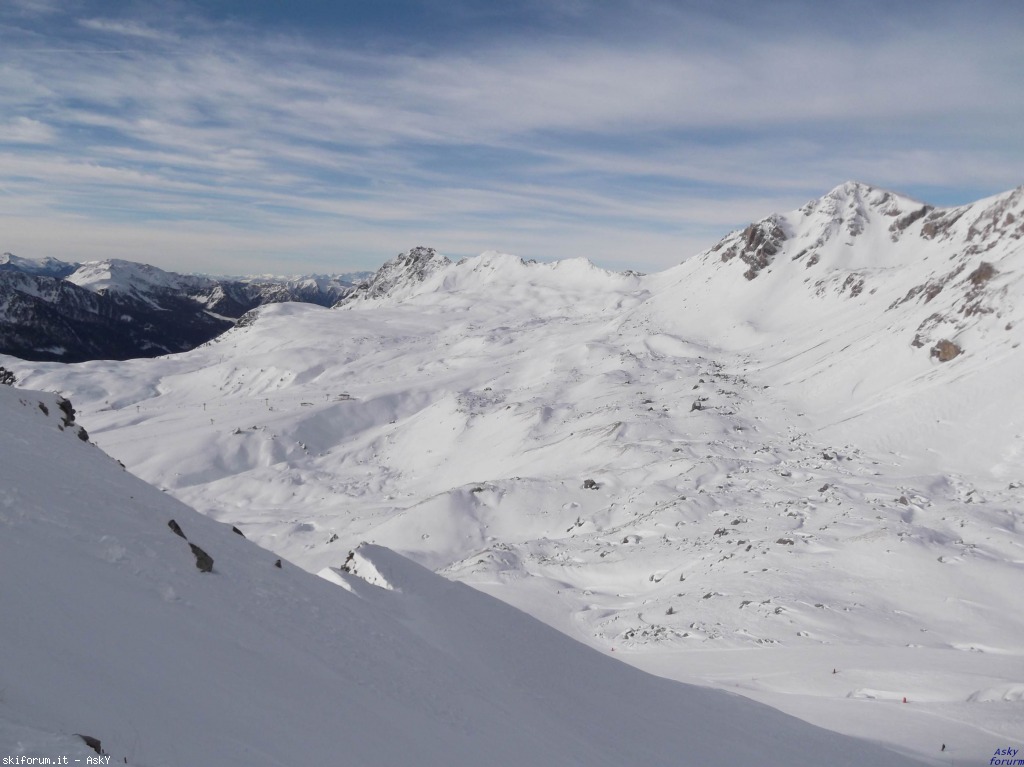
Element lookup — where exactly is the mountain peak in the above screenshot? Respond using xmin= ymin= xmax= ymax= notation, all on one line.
xmin=705 ymin=183 xmax=913 ymax=276
xmin=814 ymin=180 xmax=922 ymax=217
xmin=341 ymin=246 xmax=452 ymax=304
xmin=824 ymin=180 xmax=896 ymax=200
xmin=0 ymin=252 xmax=79 ymax=278
xmin=826 ymin=180 xmax=877 ymax=198
xmin=66 ymin=258 xmax=205 ymax=296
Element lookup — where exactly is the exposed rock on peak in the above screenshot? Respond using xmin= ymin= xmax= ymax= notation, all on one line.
xmin=804 ymin=182 xmax=927 ymax=240
xmin=686 ymin=182 xmax=1024 ymax=362
xmin=341 ymin=246 xmax=452 ymax=304
xmin=709 ymin=184 xmax=932 ymax=283
xmin=713 ymin=217 xmax=787 ymax=280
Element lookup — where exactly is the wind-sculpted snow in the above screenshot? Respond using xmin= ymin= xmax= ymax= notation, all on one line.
xmin=9 ymin=183 xmax=1024 ymax=763
xmin=0 ymin=385 xmax=929 ymax=765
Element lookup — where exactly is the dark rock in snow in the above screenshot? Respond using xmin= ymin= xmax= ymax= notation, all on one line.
xmin=75 ymin=734 xmax=102 ymax=754
xmin=931 ymin=339 xmax=962 ymax=362
xmin=56 ymin=396 xmax=75 ymax=428
xmin=715 ymin=217 xmax=787 ymax=280
xmin=189 ymin=543 xmax=214 ymax=573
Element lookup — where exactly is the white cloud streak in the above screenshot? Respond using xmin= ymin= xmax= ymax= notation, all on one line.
xmin=0 ymin=116 xmax=57 ymax=144
xmin=78 ymin=17 xmax=176 ymax=41
xmin=0 ymin=3 xmax=1020 ymax=272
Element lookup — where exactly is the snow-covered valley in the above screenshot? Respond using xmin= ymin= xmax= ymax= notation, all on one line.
xmin=6 ymin=385 xmax=931 ymax=766
xmin=6 ymin=182 xmax=1023 ymax=764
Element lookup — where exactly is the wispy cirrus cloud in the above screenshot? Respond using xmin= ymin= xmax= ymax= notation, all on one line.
xmin=3 ymin=0 xmax=63 ymax=17
xmin=78 ymin=17 xmax=177 ymax=41
xmin=0 ymin=117 xmax=57 ymax=144
xmin=0 ymin=0 xmax=1021 ymax=273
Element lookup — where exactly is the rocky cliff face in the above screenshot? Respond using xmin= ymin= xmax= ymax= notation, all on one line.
xmin=340 ymin=246 xmax=452 ymax=304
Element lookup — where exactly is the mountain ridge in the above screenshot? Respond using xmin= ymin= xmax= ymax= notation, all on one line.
xmin=0 ymin=254 xmax=367 ymax=362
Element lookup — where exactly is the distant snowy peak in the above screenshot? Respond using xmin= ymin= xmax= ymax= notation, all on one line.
xmin=67 ymin=258 xmax=209 ymax=297
xmin=0 ymin=254 xmax=363 ymax=362
xmin=342 ymin=246 xmax=452 ymax=304
xmin=64 ymin=258 xmax=358 ymax=309
xmin=0 ymin=252 xmax=79 ymax=278
xmin=241 ymin=272 xmax=369 ymax=297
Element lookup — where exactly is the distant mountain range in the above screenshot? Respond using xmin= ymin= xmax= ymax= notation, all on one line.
xmin=0 ymin=253 xmax=370 ymax=361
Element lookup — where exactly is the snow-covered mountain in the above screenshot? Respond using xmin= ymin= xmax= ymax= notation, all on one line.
xmin=0 ymin=382 xmax=926 ymax=765
xmin=0 ymin=255 xmax=365 ymax=361
xmin=638 ymin=181 xmax=1024 ymax=477
xmin=8 ymin=183 xmax=1024 ymax=763
xmin=341 ymin=245 xmax=453 ymax=303
xmin=0 ymin=252 xmax=79 ymax=278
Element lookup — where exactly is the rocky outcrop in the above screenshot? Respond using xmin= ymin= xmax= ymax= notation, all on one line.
xmin=190 ymin=543 xmax=215 ymax=573
xmin=931 ymin=339 xmax=962 ymax=362
xmin=75 ymin=734 xmax=102 ymax=755
xmin=340 ymin=247 xmax=452 ymax=303
xmin=713 ymin=217 xmax=787 ymax=280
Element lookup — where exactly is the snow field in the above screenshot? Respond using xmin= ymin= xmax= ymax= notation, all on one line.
xmin=9 ymin=183 xmax=1024 ymax=763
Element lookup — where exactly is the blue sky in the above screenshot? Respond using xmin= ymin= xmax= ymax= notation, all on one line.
xmin=1 ymin=0 xmax=1021 ymax=275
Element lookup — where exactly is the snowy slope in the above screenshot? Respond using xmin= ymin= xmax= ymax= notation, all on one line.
xmin=0 ymin=384 xmax=927 ymax=766
xmin=637 ymin=181 xmax=1024 ymax=477
xmin=9 ymin=184 xmax=1024 ymax=764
